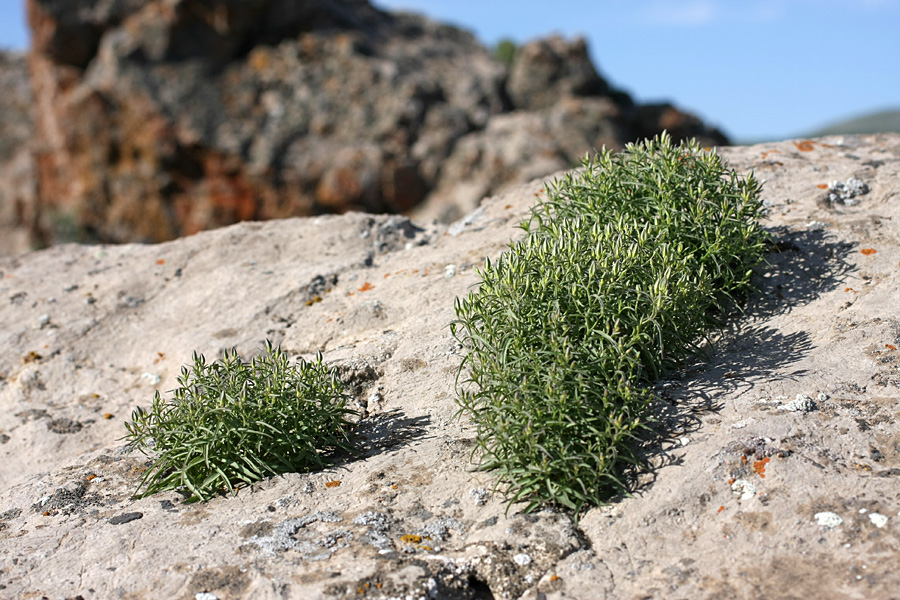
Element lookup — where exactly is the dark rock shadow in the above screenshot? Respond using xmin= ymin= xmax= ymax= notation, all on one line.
xmin=618 ymin=226 xmax=857 ymax=495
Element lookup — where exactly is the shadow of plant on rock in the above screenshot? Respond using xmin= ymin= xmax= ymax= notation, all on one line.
xmin=620 ymin=226 xmax=857 ymax=495
xmin=747 ymin=226 xmax=857 ymax=317
xmin=354 ymin=409 xmax=431 ymax=456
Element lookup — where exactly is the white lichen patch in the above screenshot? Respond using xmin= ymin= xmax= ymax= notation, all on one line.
xmin=140 ymin=372 xmax=161 ymax=385
xmin=469 ymin=488 xmax=490 ymax=506
xmin=777 ymin=394 xmax=816 ymax=412
xmin=731 ymin=479 xmax=756 ymax=501
xmin=869 ymin=513 xmax=889 ymax=528
xmin=814 ymin=512 xmax=843 ymax=529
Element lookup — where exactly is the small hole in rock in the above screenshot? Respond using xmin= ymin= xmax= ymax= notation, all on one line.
xmin=467 ymin=575 xmax=495 ymax=600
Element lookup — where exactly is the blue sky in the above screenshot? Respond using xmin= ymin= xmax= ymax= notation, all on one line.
xmin=2 ymin=0 xmax=898 ymax=142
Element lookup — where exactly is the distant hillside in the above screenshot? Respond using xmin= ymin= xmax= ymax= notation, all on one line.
xmin=805 ymin=107 xmax=900 ymax=137
xmin=735 ymin=107 xmax=900 ymax=146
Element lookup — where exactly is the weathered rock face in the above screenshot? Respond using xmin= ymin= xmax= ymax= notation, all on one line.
xmin=1 ymin=134 xmax=899 ymax=599
xmin=27 ymin=0 xmax=504 ymax=245
xmin=0 ymin=51 xmax=36 ymax=257
xmin=506 ymin=35 xmax=609 ymax=110
xmin=26 ymin=0 xmax=728 ymax=248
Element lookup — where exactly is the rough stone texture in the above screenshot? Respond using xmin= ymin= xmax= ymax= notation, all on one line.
xmin=414 ymin=95 xmax=629 ymax=223
xmin=505 ymin=35 xmax=609 ymax=111
xmin=0 ymin=51 xmax=36 ymax=257
xmin=23 ymin=0 xmax=727 ymax=250
xmin=1 ymin=134 xmax=899 ymax=598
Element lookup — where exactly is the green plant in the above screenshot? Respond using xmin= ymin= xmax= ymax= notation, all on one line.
xmin=493 ymin=38 xmax=518 ymax=66
xmin=124 ymin=341 xmax=356 ymax=503
xmin=452 ymin=132 xmax=768 ymax=514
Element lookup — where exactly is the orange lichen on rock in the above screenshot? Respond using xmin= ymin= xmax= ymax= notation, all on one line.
xmin=324 ymin=480 xmax=341 ymax=488
xmin=861 ymin=248 xmax=876 ymax=256
xmin=793 ymin=140 xmax=815 ymax=152
xmin=753 ymin=457 xmax=770 ymax=478
xmin=358 ymin=282 xmax=374 ymax=292
xmin=816 ymin=183 xmax=828 ymax=189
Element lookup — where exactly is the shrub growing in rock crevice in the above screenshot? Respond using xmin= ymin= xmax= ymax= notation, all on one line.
xmin=124 ymin=341 xmax=356 ymax=503
xmin=452 ymin=133 xmax=768 ymax=514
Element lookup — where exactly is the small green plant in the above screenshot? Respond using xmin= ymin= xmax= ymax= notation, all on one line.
xmin=452 ymin=132 xmax=768 ymax=514
xmin=493 ymin=38 xmax=518 ymax=66
xmin=124 ymin=341 xmax=356 ymax=503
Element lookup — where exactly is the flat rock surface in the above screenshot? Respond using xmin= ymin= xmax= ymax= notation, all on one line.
xmin=1 ymin=134 xmax=899 ymax=599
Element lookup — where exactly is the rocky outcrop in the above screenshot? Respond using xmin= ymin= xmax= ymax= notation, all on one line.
xmin=24 ymin=0 xmax=727 ymax=249
xmin=1 ymin=134 xmax=899 ymax=598
xmin=0 ymin=51 xmax=36 ymax=257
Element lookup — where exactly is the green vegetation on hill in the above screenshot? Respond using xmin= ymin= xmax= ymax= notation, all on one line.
xmin=739 ymin=107 xmax=900 ymax=145
xmin=805 ymin=107 xmax=900 ymax=137
xmin=452 ymin=133 xmax=769 ymax=514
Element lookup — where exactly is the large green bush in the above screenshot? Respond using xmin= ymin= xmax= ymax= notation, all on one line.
xmin=124 ymin=341 xmax=356 ymax=502
xmin=452 ymin=133 xmax=768 ymax=514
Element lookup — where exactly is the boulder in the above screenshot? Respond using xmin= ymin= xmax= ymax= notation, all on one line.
xmin=1 ymin=134 xmax=899 ymax=598
xmin=23 ymin=0 xmax=728 ymax=250
xmin=26 ymin=0 xmax=507 ymax=245
xmin=506 ymin=35 xmax=609 ymax=110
